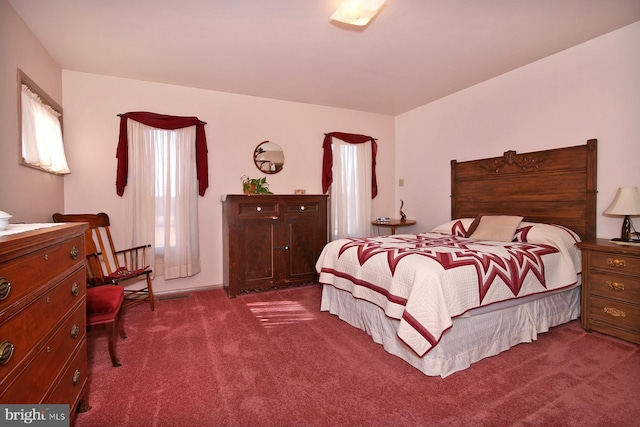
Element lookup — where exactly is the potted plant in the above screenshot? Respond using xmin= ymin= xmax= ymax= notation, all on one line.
xmin=241 ymin=175 xmax=273 ymax=195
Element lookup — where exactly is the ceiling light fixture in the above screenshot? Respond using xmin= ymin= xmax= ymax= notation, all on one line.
xmin=330 ymin=0 xmax=387 ymax=26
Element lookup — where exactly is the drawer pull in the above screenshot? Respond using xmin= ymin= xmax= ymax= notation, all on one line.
xmin=256 ymin=206 xmax=262 ymax=212
xmin=70 ymin=246 xmax=79 ymax=260
xmin=300 ymin=205 xmax=305 ymax=211
xmin=604 ymin=307 xmax=626 ymax=318
xmin=71 ymin=282 xmax=80 ymax=297
xmin=0 ymin=278 xmax=11 ymax=300
xmin=73 ymin=369 xmax=82 ymax=385
xmin=71 ymin=324 xmax=80 ymax=339
xmin=605 ymin=281 xmax=625 ymax=291
xmin=0 ymin=340 xmax=15 ymax=366
xmin=606 ymin=258 xmax=627 ymax=268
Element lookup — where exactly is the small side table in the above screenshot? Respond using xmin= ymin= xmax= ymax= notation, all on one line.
xmin=371 ymin=219 xmax=416 ymax=235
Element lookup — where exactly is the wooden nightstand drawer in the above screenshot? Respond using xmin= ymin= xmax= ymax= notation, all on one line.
xmin=577 ymin=239 xmax=640 ymax=344
xmin=589 ymin=271 xmax=640 ymax=301
xmin=589 ymin=250 xmax=640 ymax=275
xmin=588 ymin=295 xmax=640 ymax=333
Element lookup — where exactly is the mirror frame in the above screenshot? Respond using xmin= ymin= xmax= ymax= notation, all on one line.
xmin=253 ymin=141 xmax=285 ymax=174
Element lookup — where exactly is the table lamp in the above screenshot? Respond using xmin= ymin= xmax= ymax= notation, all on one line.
xmin=603 ymin=186 xmax=640 ymax=242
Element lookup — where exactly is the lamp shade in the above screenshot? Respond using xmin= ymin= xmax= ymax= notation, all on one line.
xmin=330 ymin=0 xmax=387 ymax=26
xmin=604 ymin=186 xmax=640 ymax=216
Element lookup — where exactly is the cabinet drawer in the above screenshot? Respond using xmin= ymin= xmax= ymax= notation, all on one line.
xmin=589 ymin=251 xmax=640 ymax=275
xmin=284 ymin=201 xmax=321 ymax=214
xmin=0 ymin=236 xmax=84 ymax=314
xmin=0 ymin=301 xmax=85 ymax=403
xmin=589 ymin=271 xmax=640 ymax=302
xmin=238 ymin=202 xmax=279 ymax=218
xmin=0 ymin=268 xmax=85 ymax=386
xmin=46 ymin=339 xmax=88 ymax=406
xmin=589 ymin=295 xmax=640 ymax=332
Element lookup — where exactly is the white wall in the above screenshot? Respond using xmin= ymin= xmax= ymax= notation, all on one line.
xmin=396 ymin=21 xmax=640 ymax=239
xmin=0 ymin=0 xmax=64 ymax=223
xmin=62 ymin=71 xmax=395 ymax=293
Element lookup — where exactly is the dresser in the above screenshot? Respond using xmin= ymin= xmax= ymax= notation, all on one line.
xmin=222 ymin=194 xmax=328 ymax=298
xmin=0 ymin=223 xmax=89 ymax=422
xmin=576 ymin=239 xmax=640 ymax=344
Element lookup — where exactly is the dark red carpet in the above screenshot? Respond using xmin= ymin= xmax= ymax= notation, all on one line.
xmin=75 ymin=284 xmax=640 ymax=427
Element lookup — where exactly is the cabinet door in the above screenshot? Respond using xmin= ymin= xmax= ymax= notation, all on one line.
xmin=283 ymin=199 xmax=327 ymax=283
xmin=238 ymin=217 xmax=278 ymax=291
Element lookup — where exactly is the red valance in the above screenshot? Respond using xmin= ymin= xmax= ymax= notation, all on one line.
xmin=116 ymin=111 xmax=209 ymax=196
xmin=322 ymin=132 xmax=378 ymax=198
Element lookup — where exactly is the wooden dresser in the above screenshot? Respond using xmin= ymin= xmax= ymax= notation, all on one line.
xmin=0 ymin=223 xmax=89 ymax=422
xmin=222 ymin=194 xmax=328 ymax=298
xmin=577 ymin=239 xmax=640 ymax=344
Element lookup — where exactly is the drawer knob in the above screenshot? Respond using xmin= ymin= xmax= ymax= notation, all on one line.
xmin=605 ymin=281 xmax=625 ymax=291
xmin=70 ymin=246 xmax=79 ymax=260
xmin=0 ymin=278 xmax=11 ymax=301
xmin=606 ymin=258 xmax=627 ymax=268
xmin=73 ymin=369 xmax=82 ymax=385
xmin=0 ymin=340 xmax=15 ymax=366
xmin=256 ymin=206 xmax=262 ymax=212
xmin=300 ymin=205 xmax=305 ymax=211
xmin=604 ymin=307 xmax=626 ymax=318
xmin=71 ymin=282 xmax=80 ymax=297
xmin=71 ymin=324 xmax=80 ymax=339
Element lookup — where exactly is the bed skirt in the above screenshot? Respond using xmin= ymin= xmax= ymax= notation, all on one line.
xmin=320 ymin=284 xmax=581 ymax=377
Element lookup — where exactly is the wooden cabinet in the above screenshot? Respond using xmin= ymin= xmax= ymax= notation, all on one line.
xmin=0 ymin=223 xmax=89 ymax=422
xmin=577 ymin=239 xmax=640 ymax=344
xmin=222 ymin=194 xmax=328 ymax=298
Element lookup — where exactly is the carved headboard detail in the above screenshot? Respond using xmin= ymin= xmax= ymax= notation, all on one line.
xmin=451 ymin=139 xmax=597 ymax=241
xmin=478 ymin=150 xmax=551 ymax=173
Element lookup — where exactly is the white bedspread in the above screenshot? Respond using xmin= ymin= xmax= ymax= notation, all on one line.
xmin=316 ymin=233 xmax=580 ymax=356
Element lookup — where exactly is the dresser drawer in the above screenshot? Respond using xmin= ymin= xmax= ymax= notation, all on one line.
xmin=284 ymin=201 xmax=321 ymax=214
xmin=0 ymin=268 xmax=85 ymax=386
xmin=46 ymin=339 xmax=88 ymax=406
xmin=588 ymin=295 xmax=640 ymax=333
xmin=0 ymin=301 xmax=86 ymax=403
xmin=0 ymin=235 xmax=84 ymax=315
xmin=589 ymin=250 xmax=640 ymax=275
xmin=238 ymin=201 xmax=279 ymax=218
xmin=589 ymin=271 xmax=640 ymax=302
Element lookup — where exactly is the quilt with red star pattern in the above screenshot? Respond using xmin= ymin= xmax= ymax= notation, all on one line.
xmin=316 ymin=228 xmax=580 ymax=356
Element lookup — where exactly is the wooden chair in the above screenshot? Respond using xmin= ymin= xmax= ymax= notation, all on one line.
xmin=52 ymin=212 xmax=155 ymax=311
xmin=86 ymin=285 xmax=127 ymax=367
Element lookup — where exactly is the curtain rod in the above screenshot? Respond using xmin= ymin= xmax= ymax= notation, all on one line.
xmin=117 ymin=113 xmax=207 ymax=125
xmin=324 ymin=133 xmax=377 ymax=140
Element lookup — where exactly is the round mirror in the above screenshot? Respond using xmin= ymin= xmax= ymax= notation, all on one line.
xmin=254 ymin=141 xmax=285 ymax=174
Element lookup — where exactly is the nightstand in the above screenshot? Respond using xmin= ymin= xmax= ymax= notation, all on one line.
xmin=576 ymin=239 xmax=640 ymax=344
xmin=371 ymin=219 xmax=416 ymax=235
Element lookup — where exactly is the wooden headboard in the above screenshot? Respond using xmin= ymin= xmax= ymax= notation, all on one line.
xmin=451 ymin=139 xmax=597 ymax=241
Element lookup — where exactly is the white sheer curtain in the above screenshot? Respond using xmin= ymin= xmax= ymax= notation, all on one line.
xmin=330 ymin=138 xmax=372 ymax=239
xmin=21 ymin=84 xmax=70 ymax=174
xmin=125 ymin=120 xmax=201 ymax=279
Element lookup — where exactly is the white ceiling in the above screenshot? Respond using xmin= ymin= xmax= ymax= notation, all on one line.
xmin=9 ymin=0 xmax=640 ymax=116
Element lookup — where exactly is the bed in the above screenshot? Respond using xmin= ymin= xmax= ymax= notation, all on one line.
xmin=317 ymin=139 xmax=597 ymax=377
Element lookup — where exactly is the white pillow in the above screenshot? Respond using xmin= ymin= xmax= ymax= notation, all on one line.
xmin=431 ymin=218 xmax=475 ymax=237
xmin=514 ymin=222 xmax=582 ymax=273
xmin=469 ymin=215 xmax=524 ymax=242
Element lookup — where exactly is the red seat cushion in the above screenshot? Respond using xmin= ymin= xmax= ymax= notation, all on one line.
xmin=104 ymin=266 xmax=150 ymax=282
xmin=87 ymin=286 xmax=124 ymax=324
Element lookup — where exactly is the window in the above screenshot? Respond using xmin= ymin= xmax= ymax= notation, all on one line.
xmin=322 ymin=132 xmax=377 ymax=240
xmin=125 ymin=120 xmax=201 ymax=280
xmin=329 ymin=138 xmax=373 ymax=239
xmin=18 ymin=69 xmax=70 ymax=174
